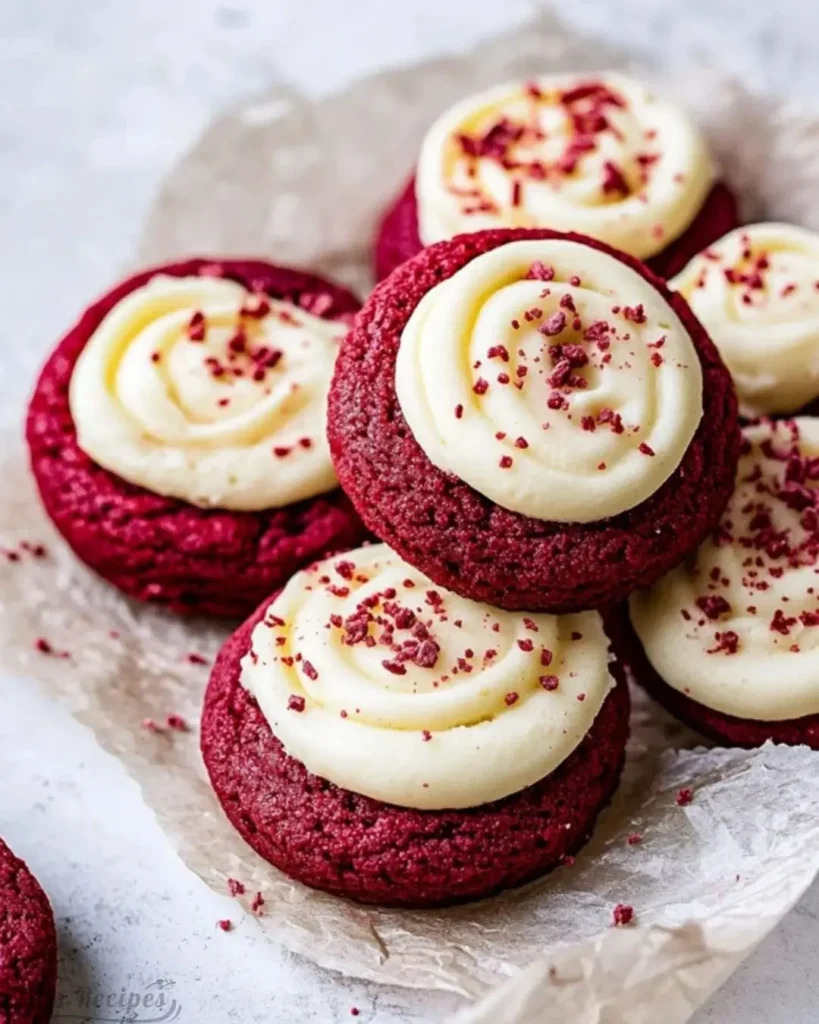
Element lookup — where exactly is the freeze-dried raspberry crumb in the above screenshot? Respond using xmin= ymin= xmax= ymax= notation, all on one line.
xmin=676 ymin=788 xmax=694 ymax=806
xmin=612 ymin=903 xmax=634 ymax=926
xmin=217 ymin=919 xmax=233 ymax=932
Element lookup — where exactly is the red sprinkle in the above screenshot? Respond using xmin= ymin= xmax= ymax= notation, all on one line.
xmin=601 ymin=160 xmax=629 ymax=196
xmin=612 ymin=904 xmax=634 ymax=927
xmin=504 ymin=692 xmax=519 ymax=706
xmin=500 ymin=455 xmax=514 ymax=469
xmin=187 ymin=311 xmax=206 ymax=341
xmin=251 ymin=891 xmax=265 ymax=913
xmin=539 ymin=675 xmax=559 ymax=690
xmin=228 ymin=878 xmax=246 ymax=897
xmin=539 ymin=310 xmax=567 ymax=337
xmin=709 ymin=631 xmax=739 ymax=655
xmin=627 ymin=833 xmax=642 ymax=846
xmin=527 ymin=261 xmax=555 ymax=281
xmin=217 ymin=919 xmax=233 ymax=932
xmin=166 ymin=714 xmax=188 ymax=732
xmin=334 ymin=560 xmax=355 ymax=580
xmin=287 ymin=694 xmax=306 ymax=712
xmin=638 ymin=442 xmax=655 ymax=457
xmin=676 ymin=788 xmax=694 ymax=807
xmin=695 ymin=596 xmax=731 ymax=621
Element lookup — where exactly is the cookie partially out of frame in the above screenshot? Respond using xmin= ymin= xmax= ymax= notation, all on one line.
xmin=0 ymin=839 xmax=57 ymax=1024
xmin=621 ymin=417 xmax=819 ymax=749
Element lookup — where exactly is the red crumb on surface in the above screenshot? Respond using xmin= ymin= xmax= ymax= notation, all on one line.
xmin=217 ymin=919 xmax=232 ymax=932
xmin=612 ymin=903 xmax=634 ymax=926
xmin=676 ymin=788 xmax=694 ymax=806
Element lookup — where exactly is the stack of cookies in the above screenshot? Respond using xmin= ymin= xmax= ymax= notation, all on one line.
xmin=25 ymin=71 xmax=819 ymax=917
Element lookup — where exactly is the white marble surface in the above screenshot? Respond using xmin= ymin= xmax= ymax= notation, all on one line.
xmin=3 ymin=1 xmax=819 ymax=1021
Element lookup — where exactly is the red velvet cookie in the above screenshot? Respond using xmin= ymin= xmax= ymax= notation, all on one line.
xmin=201 ymin=588 xmax=630 ymax=908
xmin=329 ymin=227 xmax=740 ymax=613
xmin=0 ymin=840 xmax=57 ymax=1024
xmin=671 ymin=223 xmax=819 ymax=420
xmin=27 ymin=258 xmax=368 ymax=618
xmin=373 ymin=73 xmax=738 ymax=281
xmin=374 ymin=175 xmax=738 ymax=282
xmin=613 ymin=606 xmax=819 ymax=748
xmin=621 ymin=417 xmax=819 ymax=748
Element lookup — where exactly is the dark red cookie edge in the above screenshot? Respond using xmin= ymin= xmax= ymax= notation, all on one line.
xmin=331 ymin=226 xmax=741 ymax=613
xmin=201 ymin=599 xmax=630 ymax=908
xmin=373 ymin=174 xmax=740 ymax=282
xmin=609 ymin=604 xmax=819 ymax=748
xmin=26 ymin=258 xmax=368 ymax=619
xmin=0 ymin=839 xmax=57 ymax=1024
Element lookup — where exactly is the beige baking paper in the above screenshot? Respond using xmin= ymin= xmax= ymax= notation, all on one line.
xmin=5 ymin=8 xmax=819 ymax=1023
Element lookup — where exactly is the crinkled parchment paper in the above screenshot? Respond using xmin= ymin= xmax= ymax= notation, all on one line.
xmin=5 ymin=8 xmax=819 ymax=1023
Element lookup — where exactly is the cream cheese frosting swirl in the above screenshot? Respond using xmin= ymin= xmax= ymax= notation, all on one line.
xmin=69 ymin=274 xmax=346 ymax=511
xmin=630 ymin=418 xmax=819 ymax=721
xmin=241 ymin=543 xmax=613 ymax=810
xmin=671 ymin=223 xmax=819 ymax=417
xmin=396 ymin=238 xmax=703 ymax=523
xmin=416 ymin=72 xmax=715 ymax=259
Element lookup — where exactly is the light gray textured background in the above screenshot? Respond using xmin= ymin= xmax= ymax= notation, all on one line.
xmin=2 ymin=1 xmax=819 ymax=1021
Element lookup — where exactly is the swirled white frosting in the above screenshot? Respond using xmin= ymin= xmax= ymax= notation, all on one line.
xmin=241 ymin=543 xmax=613 ymax=809
xmin=416 ymin=72 xmax=715 ymax=259
xmin=630 ymin=418 xmax=819 ymax=721
xmin=671 ymin=223 xmax=819 ymax=417
xmin=396 ymin=238 xmax=703 ymax=523
xmin=69 ymin=273 xmax=346 ymax=510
